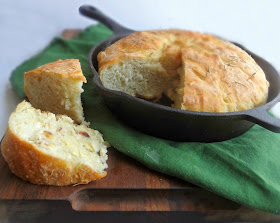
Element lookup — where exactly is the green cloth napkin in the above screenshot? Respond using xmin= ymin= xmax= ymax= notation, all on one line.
xmin=10 ymin=24 xmax=280 ymax=214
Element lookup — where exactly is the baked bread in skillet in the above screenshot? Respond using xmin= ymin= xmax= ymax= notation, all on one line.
xmin=24 ymin=59 xmax=88 ymax=124
xmin=97 ymin=30 xmax=269 ymax=112
xmin=1 ymin=101 xmax=108 ymax=186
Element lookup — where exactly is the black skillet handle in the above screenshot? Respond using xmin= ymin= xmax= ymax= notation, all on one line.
xmin=245 ymin=102 xmax=280 ymax=133
xmin=79 ymin=5 xmax=134 ymax=35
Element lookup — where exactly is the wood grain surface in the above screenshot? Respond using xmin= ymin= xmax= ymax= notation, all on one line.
xmin=0 ymin=29 xmax=279 ymax=222
xmin=0 ymin=146 xmax=239 ymax=212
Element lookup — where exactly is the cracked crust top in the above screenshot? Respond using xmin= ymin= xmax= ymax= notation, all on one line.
xmin=25 ymin=59 xmax=87 ymax=83
xmin=97 ymin=30 xmax=269 ymax=112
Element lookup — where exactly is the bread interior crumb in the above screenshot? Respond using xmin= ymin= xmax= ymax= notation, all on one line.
xmin=9 ymin=101 xmax=108 ymax=175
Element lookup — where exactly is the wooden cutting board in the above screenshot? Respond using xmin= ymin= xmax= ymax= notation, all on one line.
xmin=0 ymin=143 xmax=239 ymax=211
xmin=0 ymin=30 xmax=278 ymax=221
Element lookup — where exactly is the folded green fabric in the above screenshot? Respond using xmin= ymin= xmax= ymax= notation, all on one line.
xmin=10 ymin=24 xmax=280 ymax=214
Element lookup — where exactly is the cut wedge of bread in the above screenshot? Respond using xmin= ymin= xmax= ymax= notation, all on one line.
xmin=1 ymin=101 xmax=108 ymax=186
xmin=24 ymin=59 xmax=88 ymax=125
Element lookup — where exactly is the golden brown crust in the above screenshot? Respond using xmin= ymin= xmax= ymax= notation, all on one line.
xmin=180 ymin=36 xmax=269 ymax=112
xmin=98 ymin=30 xmax=175 ymax=71
xmin=97 ymin=29 xmax=269 ymax=112
xmin=24 ymin=59 xmax=87 ymax=83
xmin=1 ymin=128 xmax=106 ymax=186
xmin=98 ymin=30 xmax=213 ymax=72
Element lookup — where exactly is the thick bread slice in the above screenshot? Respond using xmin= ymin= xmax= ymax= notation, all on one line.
xmin=24 ymin=59 xmax=88 ymax=125
xmin=1 ymin=101 xmax=108 ymax=186
xmin=97 ymin=30 xmax=269 ymax=112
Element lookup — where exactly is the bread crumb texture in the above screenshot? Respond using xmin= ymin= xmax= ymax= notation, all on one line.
xmin=98 ymin=30 xmax=269 ymax=112
xmin=1 ymin=101 xmax=109 ymax=186
xmin=24 ymin=59 xmax=88 ymax=124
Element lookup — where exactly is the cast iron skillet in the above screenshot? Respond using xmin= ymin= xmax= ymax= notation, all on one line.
xmin=80 ymin=5 xmax=280 ymax=142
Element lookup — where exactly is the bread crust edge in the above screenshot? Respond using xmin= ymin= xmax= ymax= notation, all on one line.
xmin=1 ymin=127 xmax=106 ymax=186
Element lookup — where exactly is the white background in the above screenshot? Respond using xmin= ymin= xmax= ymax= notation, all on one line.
xmin=1 ymin=0 xmax=280 ymax=137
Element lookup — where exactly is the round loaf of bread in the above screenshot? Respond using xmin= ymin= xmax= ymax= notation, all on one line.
xmin=97 ymin=30 xmax=269 ymax=112
xmin=1 ymin=101 xmax=108 ymax=186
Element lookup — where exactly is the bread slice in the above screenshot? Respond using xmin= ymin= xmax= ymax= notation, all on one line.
xmin=97 ymin=30 xmax=269 ymax=112
xmin=24 ymin=59 xmax=88 ymax=125
xmin=1 ymin=101 xmax=108 ymax=186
